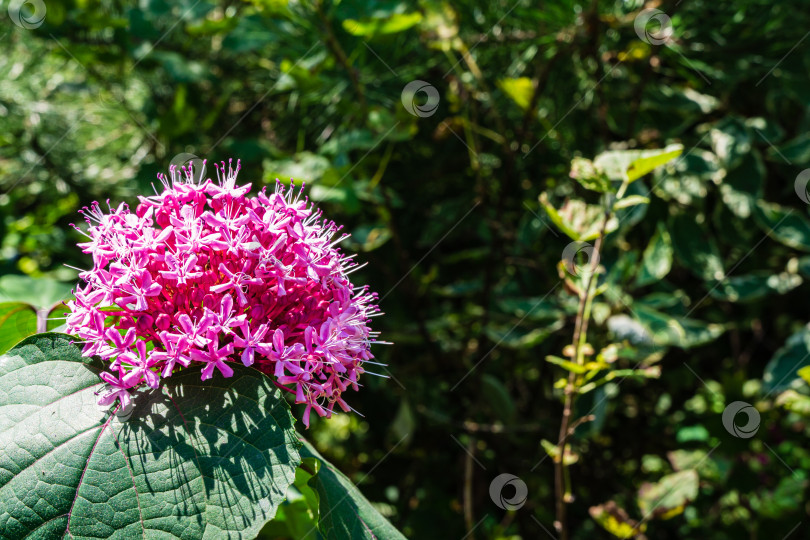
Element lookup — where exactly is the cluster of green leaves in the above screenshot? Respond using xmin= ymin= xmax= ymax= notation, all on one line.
xmin=3 ymin=0 xmax=810 ymax=537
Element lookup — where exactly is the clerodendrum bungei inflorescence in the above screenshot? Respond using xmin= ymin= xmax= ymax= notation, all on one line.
xmin=65 ymin=159 xmax=384 ymax=427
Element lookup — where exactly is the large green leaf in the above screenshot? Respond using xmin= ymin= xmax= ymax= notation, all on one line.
xmin=0 ymin=333 xmax=301 ymax=539
xmin=300 ymin=440 xmax=407 ymax=540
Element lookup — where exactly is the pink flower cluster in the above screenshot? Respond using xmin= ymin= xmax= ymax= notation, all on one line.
xmin=66 ymin=159 xmax=382 ymax=427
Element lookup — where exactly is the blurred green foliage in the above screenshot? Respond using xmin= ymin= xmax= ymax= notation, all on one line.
xmin=3 ymin=0 xmax=810 ymax=538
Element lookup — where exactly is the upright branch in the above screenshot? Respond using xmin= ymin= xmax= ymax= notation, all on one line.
xmin=554 ymin=180 xmax=628 ymax=540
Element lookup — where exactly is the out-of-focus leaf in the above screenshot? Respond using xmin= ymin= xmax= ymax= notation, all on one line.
xmin=264 ymin=152 xmax=332 ymax=183
xmin=711 ymin=117 xmax=751 ymax=169
xmin=633 ymin=305 xmax=724 ymax=349
xmin=763 ymin=325 xmax=810 ymax=393
xmin=496 ymin=297 xmax=563 ymax=320
xmin=484 ymin=319 xmax=564 ymax=349
xmin=668 ymin=449 xmax=731 ymax=483
xmin=539 ymin=193 xmax=618 ymax=241
xmin=637 ymin=469 xmax=699 ymax=519
xmin=570 ymin=157 xmax=611 ymax=193
xmin=347 ymin=224 xmax=392 ymax=251
xmin=497 ymin=77 xmax=533 ymax=110
xmin=589 ymin=502 xmax=645 ymax=539
xmin=607 ymin=314 xmax=653 ymax=345
xmin=636 ymin=222 xmax=673 ymax=286
xmin=653 ymin=149 xmax=718 ymax=206
xmin=670 ymin=213 xmax=725 ymax=280
xmin=750 ymin=474 xmax=808 ymax=519
xmin=0 ymin=302 xmax=37 ymax=355
xmin=481 ymin=375 xmax=516 ymax=424
xmin=343 ymin=13 xmax=423 ymax=36
xmin=0 ymin=275 xmax=72 ymax=310
xmin=776 ymin=390 xmax=810 ymax=415
xmin=709 ymin=272 xmax=802 ymax=303
xmin=753 ymin=200 xmax=810 ymax=252
xmin=389 ymin=399 xmax=415 ymax=447
xmin=798 ymin=365 xmax=810 ymax=385
xmin=594 ymin=144 xmax=683 ymax=183
xmin=768 ymin=132 xmax=810 ymax=164
xmin=719 ymin=152 xmax=764 ymax=218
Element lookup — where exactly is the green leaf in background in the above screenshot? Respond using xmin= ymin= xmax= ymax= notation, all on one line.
xmin=593 ymin=144 xmax=683 ymax=183
xmin=0 ymin=275 xmax=73 ymax=353
xmin=749 ymin=473 xmax=808 ymax=519
xmin=343 ymin=13 xmax=422 ymax=36
xmin=753 ymin=200 xmax=810 ymax=252
xmin=636 ymin=222 xmax=673 ymax=286
xmin=480 ymin=374 xmax=516 ymax=424
xmin=637 ymin=469 xmax=699 ymax=519
xmin=798 ymin=365 xmax=810 ymax=385
xmin=670 ymin=213 xmax=725 ymax=281
xmin=633 ymin=305 xmax=725 ymax=349
xmin=710 ymin=117 xmax=751 ymax=170
xmin=0 ymin=302 xmax=37 ymax=354
xmin=484 ymin=318 xmax=564 ymax=349
xmin=300 ymin=440 xmax=407 ymax=540
xmin=0 ymin=333 xmax=301 ymax=539
xmin=719 ymin=152 xmax=765 ymax=218
xmin=589 ymin=501 xmax=645 ymax=539
xmin=668 ymin=449 xmax=731 ymax=484
xmin=497 ymin=77 xmax=533 ymax=110
xmin=569 ymin=157 xmax=611 ymax=193
xmin=539 ymin=193 xmax=618 ymax=241
xmin=709 ymin=271 xmax=802 ymax=303
xmin=0 ymin=274 xmax=72 ymax=310
xmin=763 ymin=325 xmax=810 ymax=393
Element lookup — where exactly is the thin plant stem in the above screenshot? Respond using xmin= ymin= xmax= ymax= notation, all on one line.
xmin=553 ymin=181 xmax=627 ymax=540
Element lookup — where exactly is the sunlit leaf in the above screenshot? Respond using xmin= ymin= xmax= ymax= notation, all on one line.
xmin=497 ymin=77 xmax=533 ymax=110
xmin=637 ymin=469 xmax=699 ymax=519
